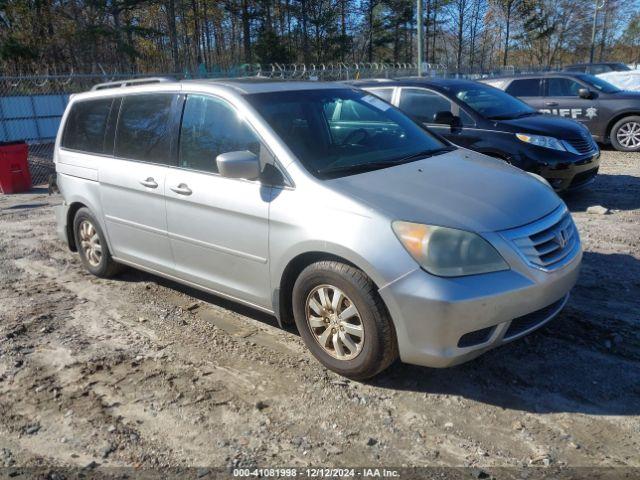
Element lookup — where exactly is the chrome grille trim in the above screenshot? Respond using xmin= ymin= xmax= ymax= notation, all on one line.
xmin=500 ymin=206 xmax=581 ymax=271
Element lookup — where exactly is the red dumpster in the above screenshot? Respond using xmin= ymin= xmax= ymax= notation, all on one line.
xmin=0 ymin=141 xmax=31 ymax=194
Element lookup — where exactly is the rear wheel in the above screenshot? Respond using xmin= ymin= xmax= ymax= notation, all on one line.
xmin=73 ymin=208 xmax=122 ymax=278
xmin=610 ymin=116 xmax=640 ymax=152
xmin=292 ymin=261 xmax=398 ymax=379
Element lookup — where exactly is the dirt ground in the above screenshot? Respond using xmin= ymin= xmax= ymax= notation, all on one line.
xmin=0 ymin=149 xmax=639 ymax=473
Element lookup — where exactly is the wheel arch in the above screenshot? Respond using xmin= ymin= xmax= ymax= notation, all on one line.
xmin=276 ymin=251 xmax=386 ymax=328
xmin=65 ymin=201 xmax=87 ymax=252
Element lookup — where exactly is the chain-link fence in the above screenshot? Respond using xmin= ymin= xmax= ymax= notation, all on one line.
xmin=0 ymin=62 xmax=559 ymax=187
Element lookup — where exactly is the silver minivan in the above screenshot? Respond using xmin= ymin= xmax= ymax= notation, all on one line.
xmin=54 ymin=78 xmax=582 ymax=379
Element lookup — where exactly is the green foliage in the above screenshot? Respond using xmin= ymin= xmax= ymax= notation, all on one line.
xmin=0 ymin=0 xmax=636 ymax=74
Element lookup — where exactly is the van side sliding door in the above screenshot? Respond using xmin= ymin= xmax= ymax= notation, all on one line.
xmin=98 ymin=91 xmax=180 ymax=274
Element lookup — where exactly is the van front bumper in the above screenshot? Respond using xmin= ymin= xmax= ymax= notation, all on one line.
xmin=378 ymin=248 xmax=581 ymax=368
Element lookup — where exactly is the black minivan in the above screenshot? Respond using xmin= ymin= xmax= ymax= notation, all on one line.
xmin=350 ymin=78 xmax=600 ymax=192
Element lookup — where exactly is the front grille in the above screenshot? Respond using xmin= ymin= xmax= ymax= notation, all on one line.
xmin=565 ymin=131 xmax=596 ymax=154
xmin=500 ymin=206 xmax=580 ymax=271
xmin=570 ymin=167 xmax=599 ymax=188
xmin=504 ymin=295 xmax=567 ymax=339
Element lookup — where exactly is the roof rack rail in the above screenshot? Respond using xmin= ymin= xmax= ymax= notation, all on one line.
xmin=91 ymin=76 xmax=175 ymax=91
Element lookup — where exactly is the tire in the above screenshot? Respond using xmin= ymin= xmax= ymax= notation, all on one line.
xmin=292 ymin=261 xmax=398 ymax=380
xmin=72 ymin=207 xmax=122 ymax=278
xmin=610 ymin=116 xmax=640 ymax=152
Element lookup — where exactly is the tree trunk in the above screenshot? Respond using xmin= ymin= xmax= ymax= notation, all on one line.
xmin=503 ymin=0 xmax=512 ymax=67
xmin=167 ymin=0 xmax=180 ymax=72
xmin=242 ymin=0 xmax=252 ymax=64
xmin=301 ymin=0 xmax=309 ymax=63
xmin=368 ymin=0 xmax=375 ymax=63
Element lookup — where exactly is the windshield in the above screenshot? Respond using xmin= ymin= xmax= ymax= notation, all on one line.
xmin=446 ymin=83 xmax=536 ymax=120
xmin=246 ymin=88 xmax=451 ymax=179
xmin=575 ymin=73 xmax=621 ymax=93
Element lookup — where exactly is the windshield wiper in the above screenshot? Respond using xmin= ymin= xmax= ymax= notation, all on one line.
xmin=513 ymin=111 xmax=537 ymax=118
xmin=317 ymin=147 xmax=455 ymax=177
xmin=488 ymin=112 xmax=535 ymax=120
xmin=387 ymin=147 xmax=455 ymax=164
xmin=317 ymin=160 xmax=405 ymax=176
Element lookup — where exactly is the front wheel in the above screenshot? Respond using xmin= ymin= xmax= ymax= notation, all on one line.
xmin=292 ymin=261 xmax=398 ymax=379
xmin=610 ymin=116 xmax=640 ymax=152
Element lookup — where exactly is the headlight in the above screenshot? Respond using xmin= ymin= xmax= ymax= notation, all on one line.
xmin=392 ymin=221 xmax=509 ymax=277
xmin=516 ymin=133 xmax=566 ymax=152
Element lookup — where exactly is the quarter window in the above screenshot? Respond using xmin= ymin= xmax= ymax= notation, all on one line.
xmin=547 ymin=78 xmax=582 ymax=97
xmin=114 ymin=94 xmax=175 ymax=164
xmin=62 ymin=99 xmax=114 ymax=154
xmin=398 ymin=88 xmax=452 ymax=124
xmin=505 ymin=79 xmax=542 ymax=97
xmin=178 ymin=94 xmax=261 ymax=174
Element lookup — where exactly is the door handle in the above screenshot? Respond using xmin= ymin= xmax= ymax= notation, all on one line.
xmin=140 ymin=177 xmax=158 ymax=188
xmin=170 ymin=183 xmax=192 ymax=195
xmin=545 ymin=101 xmax=559 ymax=106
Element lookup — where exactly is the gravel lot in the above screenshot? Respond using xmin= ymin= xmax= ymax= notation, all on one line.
xmin=0 ymin=150 xmax=638 ymax=473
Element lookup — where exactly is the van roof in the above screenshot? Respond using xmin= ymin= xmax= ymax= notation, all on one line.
xmin=183 ymin=79 xmax=347 ymax=94
xmin=89 ymin=77 xmax=347 ymax=95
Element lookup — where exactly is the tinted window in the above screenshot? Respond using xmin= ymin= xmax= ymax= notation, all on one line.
xmin=506 ymin=79 xmax=541 ymax=97
xmin=368 ymin=88 xmax=394 ymax=102
xmin=246 ymin=89 xmax=450 ymax=179
xmin=398 ymin=88 xmax=452 ymax=124
xmin=450 ymin=83 xmax=535 ymax=120
xmin=115 ymin=94 xmax=175 ymax=164
xmin=178 ymin=94 xmax=261 ymax=173
xmin=547 ymin=78 xmax=582 ymax=96
xmin=62 ymin=99 xmax=114 ymax=153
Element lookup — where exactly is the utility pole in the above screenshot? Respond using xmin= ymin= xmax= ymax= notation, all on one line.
xmin=589 ymin=0 xmax=606 ymax=63
xmin=417 ymin=0 xmax=423 ymax=76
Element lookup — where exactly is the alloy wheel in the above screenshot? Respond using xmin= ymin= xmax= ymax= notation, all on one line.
xmin=617 ymin=121 xmax=640 ymax=149
xmin=79 ymin=220 xmax=102 ymax=267
xmin=305 ymin=284 xmax=365 ymax=361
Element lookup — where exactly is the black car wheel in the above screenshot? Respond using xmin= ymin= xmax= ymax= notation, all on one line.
xmin=292 ymin=260 xmax=398 ymax=379
xmin=610 ymin=116 xmax=640 ymax=152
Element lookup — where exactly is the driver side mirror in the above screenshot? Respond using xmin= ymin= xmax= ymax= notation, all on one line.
xmin=578 ymin=88 xmax=594 ymax=99
xmin=216 ymin=151 xmax=261 ymax=180
xmin=433 ymin=111 xmax=462 ymax=129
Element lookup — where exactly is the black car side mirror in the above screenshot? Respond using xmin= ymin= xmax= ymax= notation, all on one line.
xmin=433 ymin=111 xmax=462 ymax=130
xmin=578 ymin=88 xmax=594 ymax=99
xmin=434 ymin=110 xmax=455 ymax=124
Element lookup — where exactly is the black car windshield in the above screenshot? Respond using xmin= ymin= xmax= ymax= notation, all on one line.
xmin=575 ymin=74 xmax=622 ymax=93
xmin=245 ymin=88 xmax=452 ymax=179
xmin=446 ymin=83 xmax=536 ymax=120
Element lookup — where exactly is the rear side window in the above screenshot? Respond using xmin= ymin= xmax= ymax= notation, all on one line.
xmin=178 ymin=94 xmax=261 ymax=173
xmin=115 ymin=94 xmax=175 ymax=164
xmin=398 ymin=88 xmax=452 ymax=123
xmin=505 ymin=79 xmax=542 ymax=97
xmin=62 ymin=99 xmax=114 ymax=153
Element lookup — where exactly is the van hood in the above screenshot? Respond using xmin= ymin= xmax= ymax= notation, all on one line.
xmin=327 ymin=149 xmax=562 ymax=233
xmin=496 ymin=113 xmax=586 ymax=138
